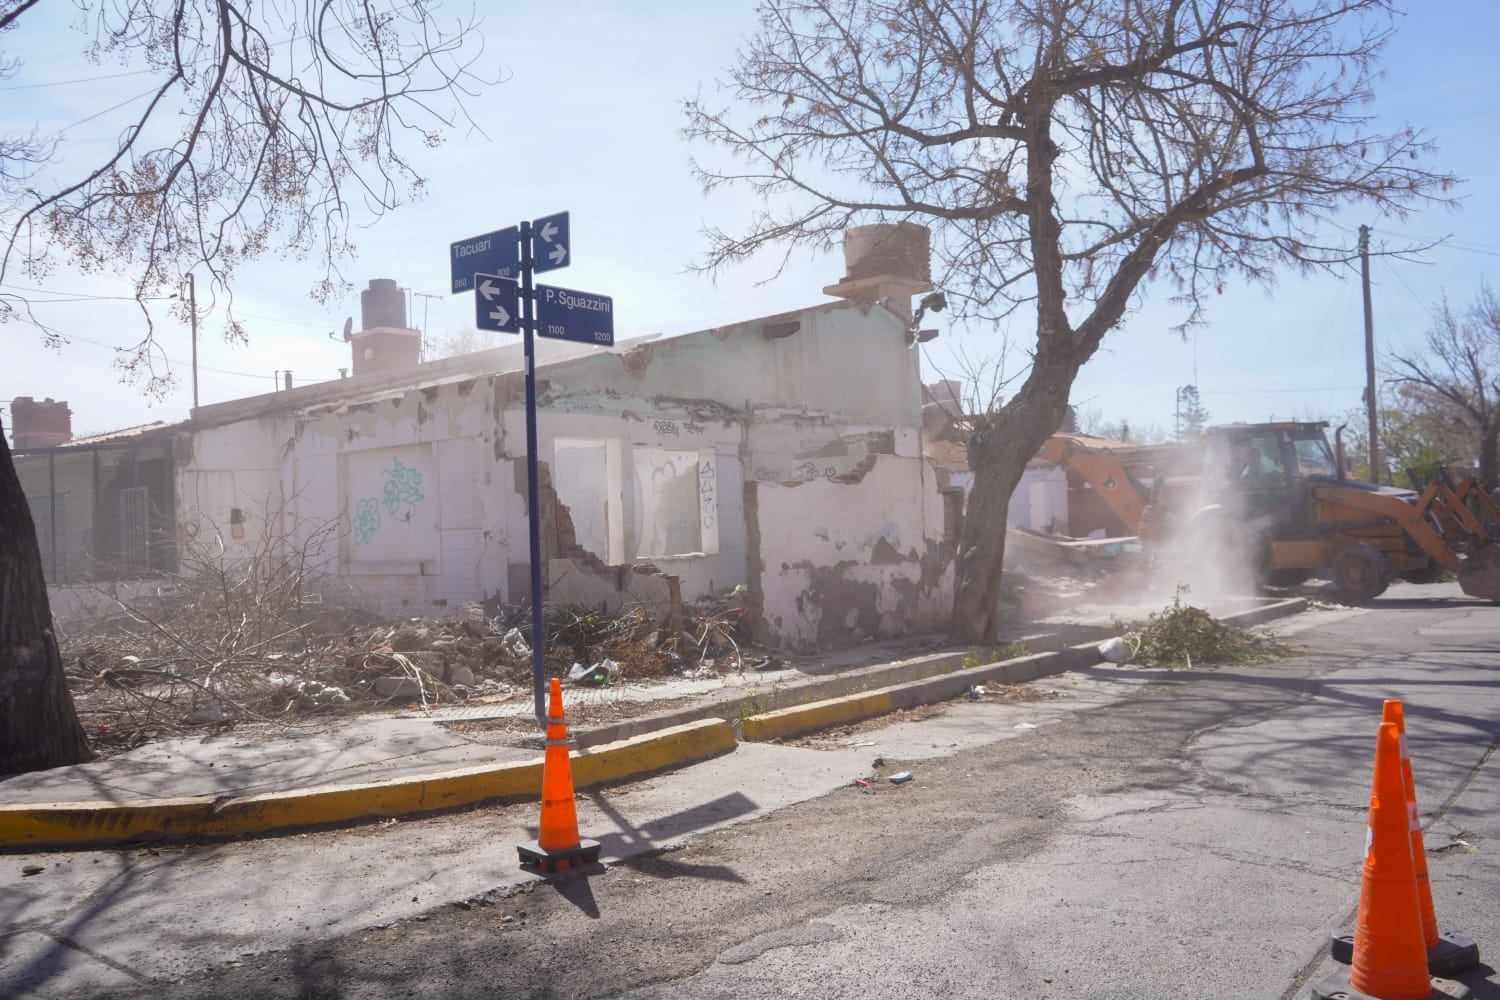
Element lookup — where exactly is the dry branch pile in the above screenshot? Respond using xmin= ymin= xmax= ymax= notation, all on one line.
xmin=56 ymin=537 xmax=760 ymax=754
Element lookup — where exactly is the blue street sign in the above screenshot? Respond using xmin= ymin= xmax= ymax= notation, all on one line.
xmin=474 ymin=273 xmax=520 ymax=334
xmin=532 ymin=211 xmax=570 ymax=273
xmin=536 ymin=283 xmax=613 ymax=346
xmin=450 ymin=226 xmax=520 ymax=293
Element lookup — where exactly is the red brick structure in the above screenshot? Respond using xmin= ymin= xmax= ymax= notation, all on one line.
xmin=10 ymin=397 xmax=73 ymax=449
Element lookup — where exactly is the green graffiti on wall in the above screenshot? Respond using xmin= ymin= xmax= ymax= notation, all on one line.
xmin=382 ymin=458 xmax=425 ymax=522
xmin=352 ymin=497 xmax=381 ymax=545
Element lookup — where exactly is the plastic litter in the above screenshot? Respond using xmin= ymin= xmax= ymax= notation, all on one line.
xmin=501 ymin=627 xmax=531 ymax=659
xmin=889 ymin=771 xmax=914 ymax=784
xmin=1098 ymin=636 xmax=1130 ymax=663
xmin=567 ymin=659 xmax=621 ymax=686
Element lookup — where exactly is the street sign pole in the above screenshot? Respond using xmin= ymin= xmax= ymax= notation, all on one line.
xmin=450 ymin=209 xmax=606 ymax=728
xmin=519 ymin=221 xmax=548 ymax=726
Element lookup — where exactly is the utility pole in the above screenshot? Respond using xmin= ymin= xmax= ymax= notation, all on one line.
xmin=187 ymin=273 xmax=199 ymax=411
xmin=1359 ymin=225 xmax=1379 ymax=481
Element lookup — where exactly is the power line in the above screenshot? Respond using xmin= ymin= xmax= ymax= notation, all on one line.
xmin=1199 ymin=385 xmax=1364 ymax=395
xmin=56 ymin=85 xmax=162 ymax=136
xmin=1 ymin=28 xmax=313 ymax=95
xmin=5 ymin=284 xmax=340 ymax=330
xmin=34 ymin=329 xmax=345 ymax=383
xmin=0 ymin=67 xmax=157 ymax=93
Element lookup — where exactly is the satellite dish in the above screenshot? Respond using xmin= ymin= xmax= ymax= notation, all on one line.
xmin=342 ymin=316 xmax=354 ymax=342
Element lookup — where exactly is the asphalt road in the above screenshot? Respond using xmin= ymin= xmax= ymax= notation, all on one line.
xmin=5 ymin=583 xmax=1498 ymax=999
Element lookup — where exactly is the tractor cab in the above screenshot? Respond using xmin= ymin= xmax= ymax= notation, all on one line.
xmin=1199 ymin=422 xmax=1334 ymax=530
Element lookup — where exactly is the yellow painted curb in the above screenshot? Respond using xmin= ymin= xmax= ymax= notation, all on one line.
xmin=0 ymin=718 xmax=735 ymax=850
xmin=740 ymin=690 xmax=895 ymax=743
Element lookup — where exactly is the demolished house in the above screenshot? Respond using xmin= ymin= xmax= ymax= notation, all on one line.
xmin=174 ymin=224 xmax=957 ymax=652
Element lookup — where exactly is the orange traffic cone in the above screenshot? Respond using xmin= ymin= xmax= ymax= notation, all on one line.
xmin=1311 ymin=723 xmax=1469 ymax=1000
xmin=1331 ymin=701 xmax=1480 ymax=976
xmin=517 ymin=678 xmax=601 ymax=873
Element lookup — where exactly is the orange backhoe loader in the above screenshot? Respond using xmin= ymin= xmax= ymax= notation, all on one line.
xmin=1034 ymin=423 xmax=1500 ymax=603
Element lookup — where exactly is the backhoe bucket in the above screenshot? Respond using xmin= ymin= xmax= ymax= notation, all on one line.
xmin=1458 ymin=544 xmax=1500 ymax=602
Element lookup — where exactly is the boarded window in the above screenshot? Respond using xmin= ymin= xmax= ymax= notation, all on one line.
xmin=633 ymin=447 xmax=719 ymax=558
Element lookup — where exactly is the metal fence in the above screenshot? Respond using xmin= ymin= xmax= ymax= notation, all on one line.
xmin=13 ymin=442 xmax=177 ymax=584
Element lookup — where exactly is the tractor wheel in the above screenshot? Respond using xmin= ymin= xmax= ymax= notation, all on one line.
xmin=1331 ymin=544 xmax=1391 ymax=604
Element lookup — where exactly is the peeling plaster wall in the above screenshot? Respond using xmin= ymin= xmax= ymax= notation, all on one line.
xmin=751 ymin=454 xmax=953 ymax=651
xmin=175 ymin=418 xmax=285 ymax=556
xmin=175 ymin=299 xmax=933 ymax=626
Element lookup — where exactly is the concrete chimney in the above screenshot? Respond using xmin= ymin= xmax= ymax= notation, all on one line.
xmin=823 ymin=222 xmax=934 ymax=325
xmin=10 ymin=396 xmax=73 ymax=449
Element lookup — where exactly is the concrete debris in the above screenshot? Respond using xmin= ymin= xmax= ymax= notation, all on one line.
xmin=184 ymin=704 xmax=228 ymax=725
xmin=373 ymin=676 xmax=426 ymax=699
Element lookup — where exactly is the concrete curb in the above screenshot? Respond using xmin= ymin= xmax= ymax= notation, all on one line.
xmin=737 ymin=596 xmax=1313 ymax=743
xmin=741 ymin=644 xmax=1101 ymax=742
xmin=0 ymin=718 xmax=736 ymax=851
xmin=572 ymin=630 xmax=1088 ymax=749
xmin=1218 ymin=597 xmax=1308 ymax=628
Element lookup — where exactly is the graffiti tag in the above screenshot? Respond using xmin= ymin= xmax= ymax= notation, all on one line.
xmin=352 ymin=497 xmax=381 ymax=546
xmin=699 ymin=457 xmax=717 ymax=531
xmin=382 ymin=458 xmax=425 ymax=522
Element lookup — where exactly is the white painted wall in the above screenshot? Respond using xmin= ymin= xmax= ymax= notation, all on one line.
xmin=175 ymin=299 xmax=944 ymax=645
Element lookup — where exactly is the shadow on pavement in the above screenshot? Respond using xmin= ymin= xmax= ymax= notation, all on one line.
xmin=1456 ymin=961 xmax=1499 ymax=1000
xmin=549 ymin=869 xmax=601 ymax=919
xmin=586 ymin=789 xmax=751 ymax=885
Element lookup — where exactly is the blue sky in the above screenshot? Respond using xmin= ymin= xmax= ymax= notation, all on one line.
xmin=3 ymin=2 xmax=1499 ymax=442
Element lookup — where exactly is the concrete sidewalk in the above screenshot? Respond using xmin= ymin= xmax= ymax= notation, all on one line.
xmin=0 ymin=597 xmax=1307 ymax=850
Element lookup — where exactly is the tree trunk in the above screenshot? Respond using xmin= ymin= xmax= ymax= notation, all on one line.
xmin=0 ymin=418 xmax=95 ymax=775
xmin=1478 ymin=417 xmax=1499 ymax=493
xmin=950 ymin=374 xmax=1075 ymax=644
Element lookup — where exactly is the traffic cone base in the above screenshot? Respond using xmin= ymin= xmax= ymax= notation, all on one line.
xmin=517 ymin=836 xmax=602 ymax=874
xmin=1310 ymin=968 xmax=1471 ymax=1000
xmin=1331 ymin=930 xmax=1481 ymax=977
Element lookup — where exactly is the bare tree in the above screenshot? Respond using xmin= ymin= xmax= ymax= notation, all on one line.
xmin=426 ymin=327 xmax=500 ymax=360
xmin=1386 ymin=285 xmax=1500 ymax=490
xmin=1 ymin=0 xmax=488 ymax=773
xmin=685 ymin=0 xmax=1456 ymax=642
xmin=1 ymin=0 xmax=490 ymax=393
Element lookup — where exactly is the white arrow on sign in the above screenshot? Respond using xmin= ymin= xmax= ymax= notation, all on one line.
xmin=539 ymin=220 xmax=559 ymax=243
xmin=488 ymin=305 xmax=511 ymax=328
xmin=548 ymin=244 xmax=568 ymax=266
xmin=478 ymin=278 xmax=501 ymax=301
